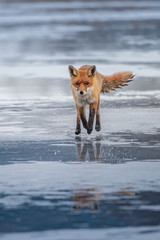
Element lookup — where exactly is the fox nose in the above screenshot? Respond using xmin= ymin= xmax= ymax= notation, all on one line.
xmin=80 ymin=90 xmax=84 ymax=95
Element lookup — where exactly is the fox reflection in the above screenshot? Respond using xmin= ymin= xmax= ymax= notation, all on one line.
xmin=72 ymin=188 xmax=100 ymax=211
xmin=76 ymin=140 xmax=101 ymax=162
xmin=72 ymin=189 xmax=135 ymax=212
xmin=74 ymin=139 xmax=135 ymax=211
xmin=73 ymin=141 xmax=101 ymax=211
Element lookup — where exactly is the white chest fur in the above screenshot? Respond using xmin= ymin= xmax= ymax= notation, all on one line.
xmin=73 ymin=86 xmax=96 ymax=107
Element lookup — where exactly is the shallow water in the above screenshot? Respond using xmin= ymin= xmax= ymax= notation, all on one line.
xmin=0 ymin=0 xmax=160 ymax=239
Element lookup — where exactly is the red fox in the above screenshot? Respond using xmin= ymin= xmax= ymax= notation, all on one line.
xmin=68 ymin=65 xmax=135 ymax=135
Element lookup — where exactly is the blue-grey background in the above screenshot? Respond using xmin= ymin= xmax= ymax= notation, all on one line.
xmin=0 ymin=0 xmax=160 ymax=239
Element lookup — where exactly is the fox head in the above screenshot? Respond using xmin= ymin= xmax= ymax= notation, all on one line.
xmin=68 ymin=65 xmax=96 ymax=96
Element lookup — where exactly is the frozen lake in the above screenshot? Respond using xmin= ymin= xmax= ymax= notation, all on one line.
xmin=0 ymin=0 xmax=160 ymax=239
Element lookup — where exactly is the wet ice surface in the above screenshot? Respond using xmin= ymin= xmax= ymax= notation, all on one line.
xmin=0 ymin=0 xmax=160 ymax=239
xmin=0 ymin=100 xmax=160 ymax=240
xmin=0 ymin=99 xmax=160 ymax=163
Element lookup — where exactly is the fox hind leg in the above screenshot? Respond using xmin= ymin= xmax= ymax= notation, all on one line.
xmin=95 ymin=112 xmax=101 ymax=132
xmin=95 ymin=99 xmax=101 ymax=132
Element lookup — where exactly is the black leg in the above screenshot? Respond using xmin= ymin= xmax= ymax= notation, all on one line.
xmin=87 ymin=108 xmax=95 ymax=134
xmin=75 ymin=115 xmax=81 ymax=135
xmin=95 ymin=99 xmax=101 ymax=132
xmin=95 ymin=112 xmax=101 ymax=131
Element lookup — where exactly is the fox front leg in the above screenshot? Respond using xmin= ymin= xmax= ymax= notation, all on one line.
xmin=75 ymin=105 xmax=81 ymax=135
xmin=87 ymin=103 xmax=97 ymax=134
xmin=75 ymin=113 xmax=81 ymax=135
xmin=76 ymin=106 xmax=88 ymax=133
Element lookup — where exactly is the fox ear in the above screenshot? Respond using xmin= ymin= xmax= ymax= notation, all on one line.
xmin=68 ymin=65 xmax=78 ymax=77
xmin=88 ymin=65 xmax=96 ymax=77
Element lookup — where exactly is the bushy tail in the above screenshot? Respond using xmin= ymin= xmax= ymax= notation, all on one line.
xmin=101 ymin=72 xmax=135 ymax=93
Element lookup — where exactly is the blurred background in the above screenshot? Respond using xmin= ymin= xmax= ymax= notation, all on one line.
xmin=0 ymin=0 xmax=160 ymax=101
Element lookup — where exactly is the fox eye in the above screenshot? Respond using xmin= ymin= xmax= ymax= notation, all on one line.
xmin=75 ymin=82 xmax=79 ymax=86
xmin=85 ymin=82 xmax=89 ymax=85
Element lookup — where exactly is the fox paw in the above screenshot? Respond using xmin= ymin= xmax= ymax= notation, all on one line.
xmin=75 ymin=129 xmax=81 ymax=135
xmin=87 ymin=127 xmax=93 ymax=135
xmin=95 ymin=124 xmax=101 ymax=132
